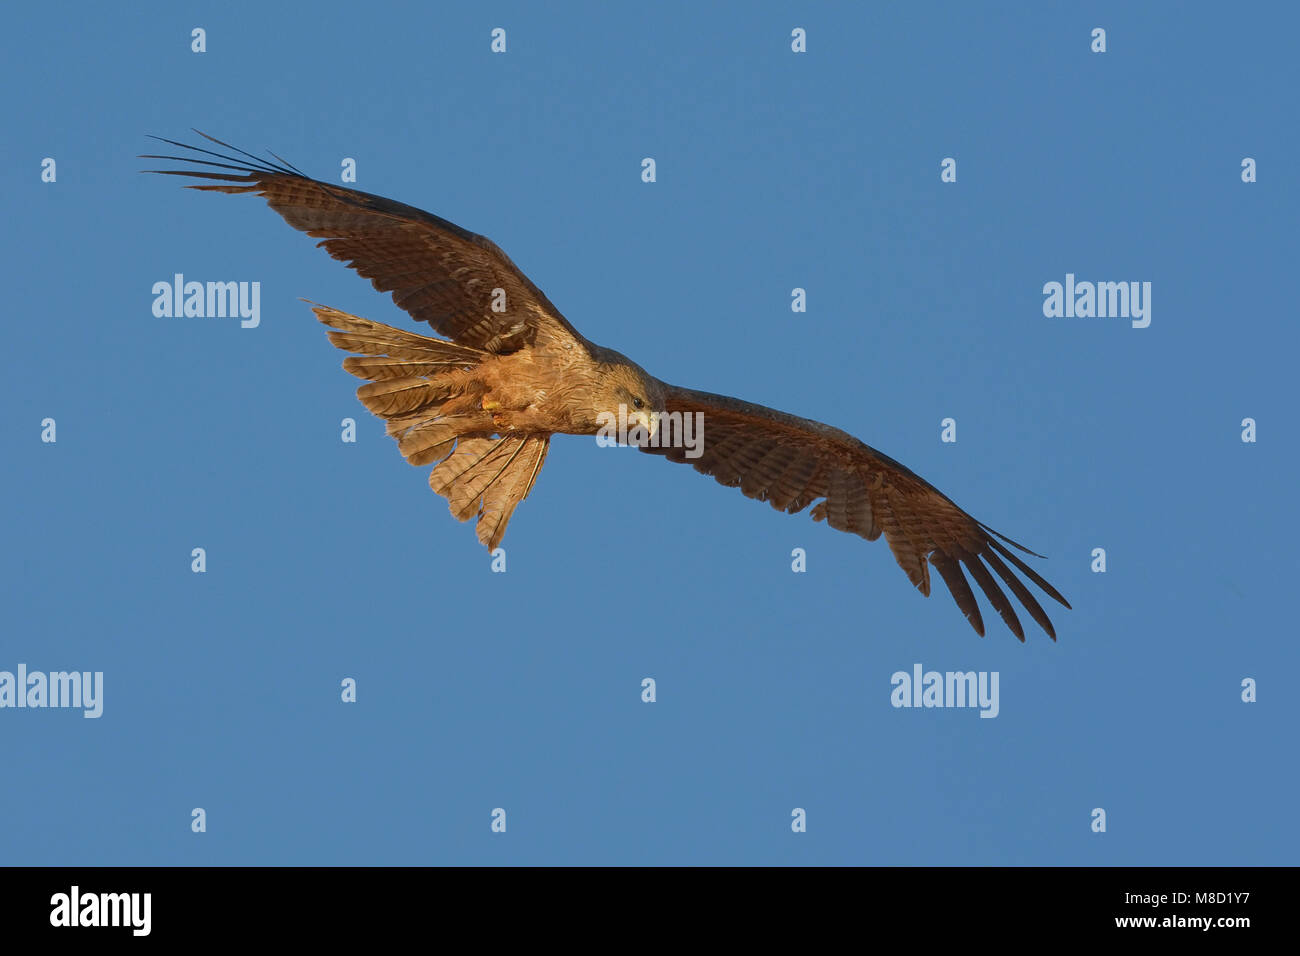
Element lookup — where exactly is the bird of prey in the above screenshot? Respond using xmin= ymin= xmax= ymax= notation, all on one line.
xmin=144 ymin=133 xmax=1070 ymax=641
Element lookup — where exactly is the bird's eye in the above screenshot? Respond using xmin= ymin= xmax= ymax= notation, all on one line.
xmin=632 ymin=397 xmax=645 ymax=410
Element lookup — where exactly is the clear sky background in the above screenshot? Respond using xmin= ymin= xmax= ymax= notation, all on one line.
xmin=2 ymin=2 xmax=1296 ymax=865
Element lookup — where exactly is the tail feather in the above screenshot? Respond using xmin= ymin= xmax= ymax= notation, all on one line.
xmin=342 ymin=355 xmax=475 ymax=381
xmin=429 ymin=435 xmax=550 ymax=550
xmin=312 ymin=302 xmax=549 ymax=549
xmin=312 ymin=302 xmax=483 ymax=360
xmin=356 ymin=376 xmax=461 ymax=417
xmin=397 ymin=414 xmax=492 ymax=467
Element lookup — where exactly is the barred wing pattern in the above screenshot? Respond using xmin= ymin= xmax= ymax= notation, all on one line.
xmin=143 ymin=133 xmax=584 ymax=354
xmin=641 ymin=386 xmax=1071 ymax=640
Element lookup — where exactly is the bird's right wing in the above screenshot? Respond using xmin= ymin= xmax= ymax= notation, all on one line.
xmin=639 ymin=384 xmax=1071 ymax=641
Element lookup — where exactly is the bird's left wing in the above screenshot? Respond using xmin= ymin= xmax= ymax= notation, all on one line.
xmin=142 ymin=132 xmax=584 ymax=354
xmin=639 ymin=384 xmax=1070 ymax=641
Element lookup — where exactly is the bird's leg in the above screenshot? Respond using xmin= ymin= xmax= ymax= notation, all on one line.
xmin=481 ymin=396 xmax=510 ymax=429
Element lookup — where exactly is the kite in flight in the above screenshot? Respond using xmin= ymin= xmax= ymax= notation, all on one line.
xmin=145 ymin=133 xmax=1070 ymax=641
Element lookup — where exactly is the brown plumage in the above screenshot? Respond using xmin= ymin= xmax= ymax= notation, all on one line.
xmin=145 ymin=132 xmax=1071 ymax=640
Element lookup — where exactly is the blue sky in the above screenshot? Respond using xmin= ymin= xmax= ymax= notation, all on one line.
xmin=2 ymin=2 xmax=1296 ymax=865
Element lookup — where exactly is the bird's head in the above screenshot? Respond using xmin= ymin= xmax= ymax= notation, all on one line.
xmin=594 ymin=358 xmax=665 ymax=442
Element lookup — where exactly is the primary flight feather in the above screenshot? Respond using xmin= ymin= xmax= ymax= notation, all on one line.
xmin=144 ymin=132 xmax=1071 ymax=641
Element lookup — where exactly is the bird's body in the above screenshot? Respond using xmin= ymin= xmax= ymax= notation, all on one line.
xmin=145 ymin=133 xmax=1070 ymax=640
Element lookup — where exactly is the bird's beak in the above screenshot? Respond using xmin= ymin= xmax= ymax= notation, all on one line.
xmin=629 ymin=408 xmax=656 ymax=441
